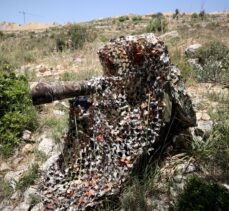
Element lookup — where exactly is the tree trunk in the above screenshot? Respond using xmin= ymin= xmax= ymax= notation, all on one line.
xmin=30 ymin=81 xmax=94 ymax=105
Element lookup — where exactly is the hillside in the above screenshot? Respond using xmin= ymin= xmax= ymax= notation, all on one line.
xmin=0 ymin=11 xmax=229 ymax=211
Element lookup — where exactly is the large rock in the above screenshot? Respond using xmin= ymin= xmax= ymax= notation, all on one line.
xmin=37 ymin=135 xmax=56 ymax=156
xmin=160 ymin=31 xmax=180 ymax=40
xmin=40 ymin=33 xmax=196 ymax=210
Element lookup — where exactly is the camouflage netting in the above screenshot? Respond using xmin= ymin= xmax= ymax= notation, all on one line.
xmin=41 ymin=33 xmax=196 ymax=210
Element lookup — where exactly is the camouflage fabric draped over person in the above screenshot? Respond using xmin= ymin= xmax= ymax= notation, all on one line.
xmin=41 ymin=33 xmax=196 ymax=210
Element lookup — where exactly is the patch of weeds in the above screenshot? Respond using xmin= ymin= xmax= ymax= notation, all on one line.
xmin=194 ymin=41 xmax=229 ymax=84
xmin=121 ymin=178 xmax=148 ymax=211
xmin=99 ymin=35 xmax=109 ymax=43
xmin=40 ymin=114 xmax=68 ymax=143
xmin=0 ymin=179 xmax=13 ymax=200
xmin=208 ymin=107 xmax=229 ymax=122
xmin=29 ymin=193 xmax=42 ymax=206
xmin=120 ymin=157 xmax=161 ymax=211
xmin=23 ymin=68 xmax=37 ymax=82
xmin=169 ymin=49 xmax=195 ymax=83
xmin=34 ymin=149 xmax=48 ymax=162
xmin=190 ymin=123 xmax=229 ymax=179
xmin=205 ymin=91 xmax=229 ymax=104
xmin=16 ymin=164 xmax=40 ymax=192
xmin=176 ymin=176 xmax=229 ymax=211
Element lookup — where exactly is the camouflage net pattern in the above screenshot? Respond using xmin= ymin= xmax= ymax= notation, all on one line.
xmin=41 ymin=34 xmax=196 ymax=210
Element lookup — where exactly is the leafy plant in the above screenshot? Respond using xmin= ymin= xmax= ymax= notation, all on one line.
xmin=176 ymin=176 xmax=229 ymax=211
xmin=0 ymin=62 xmax=37 ymax=157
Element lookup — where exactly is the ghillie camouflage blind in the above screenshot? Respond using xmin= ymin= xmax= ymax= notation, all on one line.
xmin=41 ymin=33 xmax=196 ymax=210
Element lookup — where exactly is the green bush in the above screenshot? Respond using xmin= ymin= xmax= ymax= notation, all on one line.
xmin=68 ymin=24 xmax=97 ymax=50
xmin=194 ymin=41 xmax=229 ymax=84
xmin=132 ymin=15 xmax=142 ymax=22
xmin=0 ymin=62 xmax=37 ymax=157
xmin=118 ymin=16 xmax=129 ymax=22
xmin=176 ymin=176 xmax=229 ymax=211
xmin=191 ymin=13 xmax=198 ymax=19
xmin=146 ymin=14 xmax=167 ymax=33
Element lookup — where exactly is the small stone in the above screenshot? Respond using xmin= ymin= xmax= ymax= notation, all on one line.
xmin=31 ymin=202 xmax=44 ymax=211
xmin=22 ymin=144 xmax=34 ymax=154
xmin=22 ymin=130 xmax=32 ymax=141
xmin=201 ymin=113 xmax=210 ymax=121
xmin=0 ymin=162 xmax=11 ymax=171
xmin=196 ymin=112 xmax=202 ymax=120
xmin=53 ymin=109 xmax=65 ymax=116
xmin=10 ymin=191 xmax=20 ymax=200
xmin=14 ymin=202 xmax=30 ymax=211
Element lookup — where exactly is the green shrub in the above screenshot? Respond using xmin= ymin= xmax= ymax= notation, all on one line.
xmin=132 ymin=15 xmax=142 ymax=22
xmin=191 ymin=13 xmax=198 ymax=19
xmin=0 ymin=62 xmax=37 ymax=157
xmin=67 ymin=24 xmax=97 ymax=50
xmin=194 ymin=41 xmax=229 ymax=84
xmin=16 ymin=164 xmax=40 ymax=191
xmin=176 ymin=176 xmax=229 ymax=211
xmin=118 ymin=16 xmax=129 ymax=22
xmin=146 ymin=14 xmax=167 ymax=33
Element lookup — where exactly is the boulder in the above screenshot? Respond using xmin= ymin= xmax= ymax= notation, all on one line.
xmin=160 ymin=31 xmax=180 ymax=40
xmin=185 ymin=43 xmax=202 ymax=57
xmin=37 ymin=135 xmax=55 ymax=157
